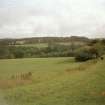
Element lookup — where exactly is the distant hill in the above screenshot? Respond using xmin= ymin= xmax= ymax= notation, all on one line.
xmin=0 ymin=36 xmax=90 ymax=45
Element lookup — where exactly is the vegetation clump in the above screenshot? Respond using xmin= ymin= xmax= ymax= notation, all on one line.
xmin=75 ymin=39 xmax=105 ymax=62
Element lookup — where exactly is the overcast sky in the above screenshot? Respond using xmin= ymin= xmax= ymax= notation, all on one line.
xmin=0 ymin=0 xmax=105 ymax=38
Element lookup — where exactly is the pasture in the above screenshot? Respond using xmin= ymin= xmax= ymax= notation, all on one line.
xmin=14 ymin=41 xmax=85 ymax=48
xmin=15 ymin=43 xmax=48 ymax=48
xmin=0 ymin=57 xmax=105 ymax=105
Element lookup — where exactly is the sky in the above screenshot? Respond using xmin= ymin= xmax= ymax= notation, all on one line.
xmin=0 ymin=0 xmax=105 ymax=38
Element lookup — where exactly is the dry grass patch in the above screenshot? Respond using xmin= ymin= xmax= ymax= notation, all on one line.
xmin=0 ymin=72 xmax=33 ymax=89
xmin=0 ymin=79 xmax=32 ymax=89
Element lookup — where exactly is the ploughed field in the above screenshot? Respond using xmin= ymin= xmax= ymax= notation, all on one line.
xmin=0 ymin=57 xmax=105 ymax=105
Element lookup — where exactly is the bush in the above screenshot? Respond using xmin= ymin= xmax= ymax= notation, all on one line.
xmin=75 ymin=51 xmax=92 ymax=62
xmin=11 ymin=47 xmax=25 ymax=58
xmin=75 ymin=46 xmax=99 ymax=62
xmin=0 ymin=46 xmax=10 ymax=59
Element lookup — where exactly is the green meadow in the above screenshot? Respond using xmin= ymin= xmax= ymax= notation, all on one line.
xmin=0 ymin=57 xmax=105 ymax=105
xmin=15 ymin=43 xmax=48 ymax=48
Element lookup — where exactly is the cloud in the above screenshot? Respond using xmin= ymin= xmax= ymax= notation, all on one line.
xmin=0 ymin=0 xmax=105 ymax=38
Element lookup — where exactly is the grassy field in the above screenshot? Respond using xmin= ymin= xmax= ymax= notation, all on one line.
xmin=0 ymin=57 xmax=105 ymax=105
xmin=14 ymin=42 xmax=85 ymax=48
xmin=14 ymin=43 xmax=48 ymax=48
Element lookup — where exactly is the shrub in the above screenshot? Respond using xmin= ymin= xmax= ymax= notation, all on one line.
xmin=13 ymin=50 xmax=24 ymax=58
xmin=0 ymin=46 xmax=10 ymax=59
xmin=75 ymin=50 xmax=92 ymax=62
xmin=75 ymin=46 xmax=99 ymax=62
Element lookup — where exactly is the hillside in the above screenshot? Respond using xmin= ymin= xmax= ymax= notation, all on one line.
xmin=0 ymin=36 xmax=90 ymax=45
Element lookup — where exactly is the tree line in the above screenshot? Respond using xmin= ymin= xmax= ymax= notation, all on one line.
xmin=0 ymin=43 xmax=82 ymax=59
xmin=0 ymin=37 xmax=105 ymax=62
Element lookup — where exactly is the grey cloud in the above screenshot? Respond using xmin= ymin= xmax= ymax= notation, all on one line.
xmin=0 ymin=0 xmax=105 ymax=38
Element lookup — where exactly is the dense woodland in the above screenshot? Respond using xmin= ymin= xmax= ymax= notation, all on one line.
xmin=0 ymin=36 xmax=105 ymax=61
